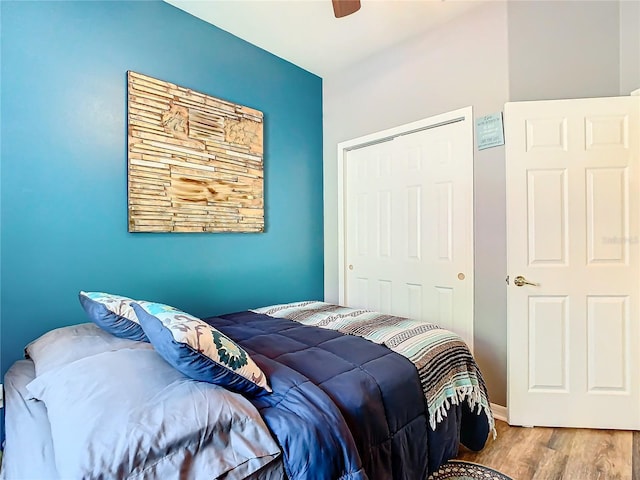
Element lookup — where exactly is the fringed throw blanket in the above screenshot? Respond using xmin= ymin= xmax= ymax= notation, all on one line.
xmin=252 ymin=301 xmax=495 ymax=435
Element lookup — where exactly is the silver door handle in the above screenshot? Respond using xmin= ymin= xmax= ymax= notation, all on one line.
xmin=514 ymin=275 xmax=539 ymax=287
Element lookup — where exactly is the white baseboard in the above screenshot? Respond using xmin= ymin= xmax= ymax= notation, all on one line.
xmin=491 ymin=403 xmax=508 ymax=423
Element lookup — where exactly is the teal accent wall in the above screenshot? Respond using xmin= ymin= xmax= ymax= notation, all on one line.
xmin=0 ymin=0 xmax=323 ymax=407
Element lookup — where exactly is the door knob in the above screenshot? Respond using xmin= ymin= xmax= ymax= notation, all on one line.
xmin=514 ymin=275 xmax=539 ymax=287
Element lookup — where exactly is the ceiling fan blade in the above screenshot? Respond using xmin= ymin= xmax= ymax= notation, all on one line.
xmin=332 ymin=0 xmax=361 ymax=18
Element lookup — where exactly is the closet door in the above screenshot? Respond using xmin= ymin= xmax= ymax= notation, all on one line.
xmin=340 ymin=108 xmax=474 ymax=348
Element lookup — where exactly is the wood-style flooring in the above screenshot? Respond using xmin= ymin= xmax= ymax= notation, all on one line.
xmin=456 ymin=420 xmax=638 ymax=480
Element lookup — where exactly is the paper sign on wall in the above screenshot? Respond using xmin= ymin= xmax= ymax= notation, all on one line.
xmin=476 ymin=113 xmax=505 ymax=150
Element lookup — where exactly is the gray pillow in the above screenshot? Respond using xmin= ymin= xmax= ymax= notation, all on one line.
xmin=26 ymin=348 xmax=280 ymax=479
xmin=25 ymin=323 xmax=151 ymax=376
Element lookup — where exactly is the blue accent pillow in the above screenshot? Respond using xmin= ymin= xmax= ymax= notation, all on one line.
xmin=132 ymin=301 xmax=271 ymax=396
xmin=79 ymin=292 xmax=148 ymax=342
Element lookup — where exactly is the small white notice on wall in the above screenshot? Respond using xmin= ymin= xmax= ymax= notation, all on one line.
xmin=476 ymin=113 xmax=505 ymax=150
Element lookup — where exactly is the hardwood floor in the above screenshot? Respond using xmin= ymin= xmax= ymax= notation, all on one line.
xmin=456 ymin=420 xmax=637 ymax=479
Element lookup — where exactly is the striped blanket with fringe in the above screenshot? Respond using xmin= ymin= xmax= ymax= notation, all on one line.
xmin=252 ymin=301 xmax=495 ymax=434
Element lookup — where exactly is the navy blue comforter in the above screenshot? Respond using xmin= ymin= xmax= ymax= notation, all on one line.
xmin=205 ymin=311 xmax=489 ymax=480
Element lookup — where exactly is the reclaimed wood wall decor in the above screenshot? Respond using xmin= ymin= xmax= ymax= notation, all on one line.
xmin=127 ymin=71 xmax=264 ymax=233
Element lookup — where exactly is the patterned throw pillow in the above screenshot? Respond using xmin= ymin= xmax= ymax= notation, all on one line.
xmin=79 ymin=292 xmax=148 ymax=342
xmin=132 ymin=301 xmax=271 ymax=396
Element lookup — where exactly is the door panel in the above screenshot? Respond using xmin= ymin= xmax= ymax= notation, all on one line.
xmin=506 ymin=96 xmax=640 ymax=429
xmin=586 ymin=295 xmax=628 ymax=393
xmin=527 ymin=296 xmax=569 ymax=392
xmin=436 ymin=182 xmax=453 ymax=261
xmin=586 ymin=167 xmax=628 ymax=264
xmin=527 ymin=169 xmax=568 ymax=265
xmin=407 ymin=185 xmax=422 ymax=260
xmin=378 ymin=190 xmax=392 ymax=257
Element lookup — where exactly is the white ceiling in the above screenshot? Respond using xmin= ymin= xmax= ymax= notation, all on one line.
xmin=165 ymin=0 xmax=488 ymax=77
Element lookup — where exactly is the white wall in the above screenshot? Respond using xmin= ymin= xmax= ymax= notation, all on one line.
xmin=620 ymin=0 xmax=640 ymax=95
xmin=508 ymin=1 xmax=621 ymax=102
xmin=323 ymin=1 xmax=510 ymax=405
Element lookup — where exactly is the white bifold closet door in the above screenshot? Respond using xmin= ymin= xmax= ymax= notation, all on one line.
xmin=340 ymin=108 xmax=474 ymax=349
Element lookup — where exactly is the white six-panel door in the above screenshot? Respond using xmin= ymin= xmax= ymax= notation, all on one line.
xmin=506 ymin=96 xmax=640 ymax=429
xmin=339 ymin=108 xmax=474 ymax=348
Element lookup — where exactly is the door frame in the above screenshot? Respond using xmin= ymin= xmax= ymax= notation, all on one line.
xmin=336 ymin=106 xmax=475 ymax=345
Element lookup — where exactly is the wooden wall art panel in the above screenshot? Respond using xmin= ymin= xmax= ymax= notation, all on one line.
xmin=127 ymin=71 xmax=264 ymax=233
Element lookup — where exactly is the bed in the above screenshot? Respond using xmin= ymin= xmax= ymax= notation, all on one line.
xmin=0 ymin=296 xmax=493 ymax=480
